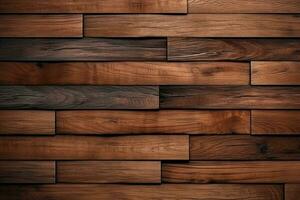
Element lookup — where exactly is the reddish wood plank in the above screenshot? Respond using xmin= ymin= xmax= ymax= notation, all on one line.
xmin=285 ymin=184 xmax=300 ymax=200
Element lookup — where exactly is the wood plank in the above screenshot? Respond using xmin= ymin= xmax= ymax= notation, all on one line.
xmin=0 ymin=38 xmax=166 ymax=61
xmin=0 ymin=135 xmax=189 ymax=160
xmin=0 ymin=86 xmax=158 ymax=109
xmin=0 ymin=0 xmax=187 ymax=13
xmin=252 ymin=111 xmax=300 ymax=135
xmin=160 ymin=86 xmax=300 ymax=109
xmin=0 ymin=15 xmax=82 ymax=37
xmin=190 ymin=135 xmax=300 ymax=160
xmin=85 ymin=14 xmax=300 ymax=37
xmin=57 ymin=110 xmax=250 ymax=134
xmin=0 ymin=111 xmax=54 ymax=135
xmin=0 ymin=184 xmax=283 ymax=200
xmin=57 ymin=161 xmax=161 ymax=183
xmin=168 ymin=38 xmax=300 ymax=61
xmin=285 ymin=184 xmax=300 ymax=200
xmin=0 ymin=62 xmax=249 ymax=85
xmin=251 ymin=62 xmax=300 ymax=85
xmin=162 ymin=161 xmax=300 ymax=183
xmin=0 ymin=161 xmax=55 ymax=184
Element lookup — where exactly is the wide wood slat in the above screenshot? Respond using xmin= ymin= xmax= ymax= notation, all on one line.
xmin=285 ymin=184 xmax=300 ymax=200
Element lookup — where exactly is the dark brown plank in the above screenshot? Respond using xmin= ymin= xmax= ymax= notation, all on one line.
xmin=160 ymin=86 xmax=300 ymax=109
xmin=0 ymin=62 xmax=249 ymax=85
xmin=162 ymin=161 xmax=300 ymax=183
xmin=0 ymin=161 xmax=55 ymax=184
xmin=0 ymin=15 xmax=82 ymax=37
xmin=285 ymin=184 xmax=300 ymax=200
xmin=57 ymin=161 xmax=161 ymax=183
xmin=0 ymin=135 xmax=189 ymax=160
xmin=0 ymin=38 xmax=166 ymax=61
xmin=190 ymin=135 xmax=300 ymax=160
xmin=168 ymin=38 xmax=300 ymax=61
xmin=85 ymin=14 xmax=300 ymax=37
xmin=57 ymin=110 xmax=250 ymax=135
xmin=0 ymin=86 xmax=158 ymax=109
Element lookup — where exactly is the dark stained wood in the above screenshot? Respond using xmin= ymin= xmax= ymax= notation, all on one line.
xmin=285 ymin=184 xmax=300 ymax=200
xmin=0 ymin=86 xmax=158 ymax=109
xmin=190 ymin=135 xmax=300 ymax=160
xmin=0 ymin=15 xmax=82 ymax=37
xmin=168 ymin=38 xmax=300 ymax=61
xmin=0 ymin=38 xmax=166 ymax=61
xmin=0 ymin=62 xmax=249 ymax=85
xmin=0 ymin=111 xmax=55 ymax=135
xmin=160 ymin=86 xmax=300 ymax=109
xmin=162 ymin=161 xmax=300 ymax=183
xmin=0 ymin=161 xmax=55 ymax=183
xmin=57 ymin=110 xmax=250 ymax=134
xmin=57 ymin=161 xmax=161 ymax=183
xmin=0 ymin=135 xmax=189 ymax=160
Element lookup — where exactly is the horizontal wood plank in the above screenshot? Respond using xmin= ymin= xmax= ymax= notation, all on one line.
xmin=285 ymin=184 xmax=300 ymax=200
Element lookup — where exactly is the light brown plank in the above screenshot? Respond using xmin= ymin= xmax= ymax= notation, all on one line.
xmin=57 ymin=161 xmax=160 ymax=183
xmin=285 ymin=184 xmax=300 ymax=200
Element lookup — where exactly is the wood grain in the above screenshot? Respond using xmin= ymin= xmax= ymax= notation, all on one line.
xmin=160 ymin=86 xmax=300 ymax=109
xmin=251 ymin=62 xmax=300 ymax=85
xmin=0 ymin=62 xmax=249 ymax=85
xmin=162 ymin=161 xmax=300 ymax=183
xmin=85 ymin=14 xmax=300 ymax=37
xmin=57 ymin=161 xmax=161 ymax=183
xmin=0 ymin=38 xmax=166 ymax=61
xmin=0 ymin=86 xmax=158 ymax=109
xmin=285 ymin=184 xmax=300 ymax=200
xmin=190 ymin=135 xmax=300 ymax=160
xmin=0 ymin=135 xmax=189 ymax=160
xmin=0 ymin=161 xmax=55 ymax=184
xmin=168 ymin=38 xmax=300 ymax=61
xmin=57 ymin=110 xmax=250 ymax=135
xmin=0 ymin=111 xmax=55 ymax=135
xmin=0 ymin=15 xmax=82 ymax=37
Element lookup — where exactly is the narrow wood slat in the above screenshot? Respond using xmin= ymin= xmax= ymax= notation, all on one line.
xmin=0 ymin=135 xmax=189 ymax=160
xmin=190 ymin=135 xmax=300 ymax=160
xmin=0 ymin=15 xmax=82 ymax=37
xmin=0 ymin=62 xmax=249 ymax=85
xmin=85 ymin=14 xmax=300 ymax=37
xmin=285 ymin=184 xmax=300 ymax=200
xmin=168 ymin=38 xmax=300 ymax=61
xmin=162 ymin=161 xmax=300 ymax=183
xmin=57 ymin=110 xmax=250 ymax=134
xmin=0 ymin=161 xmax=55 ymax=184
xmin=160 ymin=86 xmax=300 ymax=109
xmin=57 ymin=161 xmax=161 ymax=183
xmin=0 ymin=86 xmax=158 ymax=109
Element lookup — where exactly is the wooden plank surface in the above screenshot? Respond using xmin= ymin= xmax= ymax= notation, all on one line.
xmin=0 ymin=111 xmax=55 ymax=135
xmin=0 ymin=86 xmax=158 ymax=109
xmin=168 ymin=38 xmax=300 ymax=61
xmin=57 ymin=110 xmax=250 ymax=134
xmin=0 ymin=161 xmax=55 ymax=183
xmin=160 ymin=86 xmax=300 ymax=109
xmin=85 ymin=14 xmax=300 ymax=37
xmin=162 ymin=161 xmax=300 ymax=183
xmin=285 ymin=184 xmax=300 ymax=200
xmin=190 ymin=136 xmax=300 ymax=160
xmin=0 ymin=62 xmax=249 ymax=85
xmin=0 ymin=15 xmax=82 ymax=37
xmin=57 ymin=161 xmax=161 ymax=183
xmin=0 ymin=135 xmax=189 ymax=160
xmin=0 ymin=38 xmax=166 ymax=61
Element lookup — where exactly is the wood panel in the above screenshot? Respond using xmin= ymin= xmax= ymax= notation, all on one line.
xmin=0 ymin=38 xmax=166 ymax=61
xmin=251 ymin=62 xmax=300 ymax=85
xmin=285 ymin=184 xmax=300 ymax=200
xmin=190 ymin=136 xmax=300 ymax=160
xmin=0 ymin=161 xmax=55 ymax=184
xmin=168 ymin=38 xmax=300 ymax=61
xmin=162 ymin=161 xmax=300 ymax=183
xmin=0 ymin=135 xmax=189 ymax=160
xmin=160 ymin=86 xmax=300 ymax=109
xmin=0 ymin=15 xmax=82 ymax=37
xmin=0 ymin=86 xmax=158 ymax=109
xmin=85 ymin=14 xmax=300 ymax=37
xmin=57 ymin=161 xmax=161 ymax=183
xmin=0 ymin=62 xmax=249 ymax=85
xmin=57 ymin=110 xmax=250 ymax=134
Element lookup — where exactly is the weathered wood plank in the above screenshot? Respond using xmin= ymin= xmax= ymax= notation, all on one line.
xmin=285 ymin=184 xmax=300 ymax=200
